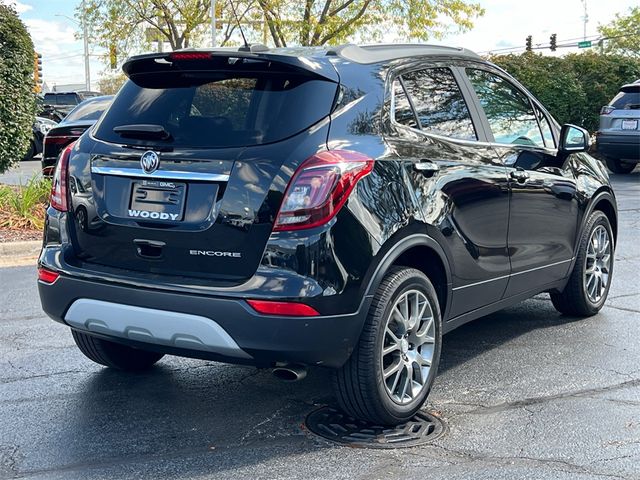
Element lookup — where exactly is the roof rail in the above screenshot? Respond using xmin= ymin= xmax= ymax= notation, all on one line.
xmin=326 ymin=43 xmax=480 ymax=64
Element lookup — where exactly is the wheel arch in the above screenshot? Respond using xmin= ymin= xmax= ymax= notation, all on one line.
xmin=362 ymin=233 xmax=452 ymax=320
xmin=585 ymin=188 xmax=618 ymax=245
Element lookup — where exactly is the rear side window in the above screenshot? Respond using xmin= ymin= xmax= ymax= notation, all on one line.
xmin=392 ymin=79 xmax=418 ymax=128
xmin=467 ymin=69 xmax=544 ymax=148
xmin=610 ymin=89 xmax=640 ymax=109
xmin=94 ymin=71 xmax=337 ymax=148
xmin=398 ymin=68 xmax=476 ymax=141
xmin=44 ymin=93 xmax=78 ymax=106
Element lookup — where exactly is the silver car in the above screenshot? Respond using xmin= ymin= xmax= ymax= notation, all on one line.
xmin=596 ymin=80 xmax=640 ymax=174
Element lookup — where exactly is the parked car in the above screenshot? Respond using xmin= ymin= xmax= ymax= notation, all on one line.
xmin=596 ymin=80 xmax=640 ymax=174
xmin=42 ymin=90 xmax=103 ymax=117
xmin=38 ymin=44 xmax=618 ymax=425
xmin=22 ymin=116 xmax=57 ymax=161
xmin=41 ymin=95 xmax=113 ymax=176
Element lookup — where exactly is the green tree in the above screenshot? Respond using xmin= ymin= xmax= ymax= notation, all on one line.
xmin=259 ymin=0 xmax=484 ymax=47
xmin=490 ymin=51 xmax=640 ymax=132
xmin=598 ymin=6 xmax=640 ymax=57
xmin=96 ymin=72 xmax=127 ymax=95
xmin=0 ymin=5 xmax=37 ymax=173
xmin=81 ymin=0 xmax=484 ymax=67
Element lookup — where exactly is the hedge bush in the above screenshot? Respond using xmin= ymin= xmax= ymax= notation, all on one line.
xmin=490 ymin=51 xmax=640 ymax=132
xmin=0 ymin=5 xmax=37 ymax=174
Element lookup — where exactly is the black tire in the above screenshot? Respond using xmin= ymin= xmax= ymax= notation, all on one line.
xmin=551 ymin=211 xmax=614 ymax=316
xmin=22 ymin=140 xmax=35 ymax=161
xmin=71 ymin=330 xmax=164 ymax=370
xmin=332 ymin=267 xmax=442 ymax=425
xmin=605 ymin=158 xmax=636 ymax=174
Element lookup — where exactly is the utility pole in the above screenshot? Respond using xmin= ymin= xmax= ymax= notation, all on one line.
xmin=211 ymin=0 xmax=217 ymax=47
xmin=81 ymin=0 xmax=90 ymax=91
xmin=581 ymin=0 xmax=589 ymax=41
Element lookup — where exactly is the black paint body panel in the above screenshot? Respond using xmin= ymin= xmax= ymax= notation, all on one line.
xmin=38 ymin=49 xmax=617 ymax=368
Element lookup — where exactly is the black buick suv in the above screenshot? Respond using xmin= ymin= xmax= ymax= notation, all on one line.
xmin=38 ymin=44 xmax=617 ymax=425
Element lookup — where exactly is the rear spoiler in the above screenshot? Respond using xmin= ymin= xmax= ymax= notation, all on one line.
xmin=122 ymin=48 xmax=339 ymax=83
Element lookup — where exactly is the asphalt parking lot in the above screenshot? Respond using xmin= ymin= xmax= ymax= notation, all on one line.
xmin=0 ymin=159 xmax=41 ymax=186
xmin=1 ymin=168 xmax=638 ymax=480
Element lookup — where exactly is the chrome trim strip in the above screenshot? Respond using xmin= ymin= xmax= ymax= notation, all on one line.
xmin=91 ymin=166 xmax=230 ymax=182
xmin=452 ymin=258 xmax=574 ymax=291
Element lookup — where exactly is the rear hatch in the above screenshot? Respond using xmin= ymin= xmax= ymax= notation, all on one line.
xmin=66 ymin=50 xmax=339 ymax=285
xmin=600 ymin=83 xmax=640 ymax=134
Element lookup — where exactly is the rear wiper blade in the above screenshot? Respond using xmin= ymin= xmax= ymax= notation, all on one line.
xmin=113 ymin=124 xmax=172 ymax=141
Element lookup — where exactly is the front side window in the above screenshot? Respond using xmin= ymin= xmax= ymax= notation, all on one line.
xmin=534 ymin=105 xmax=555 ymax=148
xmin=467 ymin=69 xmax=544 ymax=148
xmin=399 ymin=68 xmax=477 ymax=141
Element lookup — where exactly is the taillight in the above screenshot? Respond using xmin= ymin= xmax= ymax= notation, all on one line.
xmin=50 ymin=142 xmax=75 ymax=212
xmin=44 ymin=135 xmax=75 ymax=146
xmin=247 ymin=300 xmax=320 ymax=317
xmin=600 ymin=106 xmax=615 ymax=115
xmin=38 ymin=267 xmax=59 ymax=284
xmin=274 ymin=150 xmax=374 ymax=231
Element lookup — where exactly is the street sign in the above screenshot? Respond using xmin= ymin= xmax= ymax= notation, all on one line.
xmin=578 ymin=41 xmax=592 ymax=48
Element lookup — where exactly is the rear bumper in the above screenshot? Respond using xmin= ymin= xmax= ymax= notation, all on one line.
xmin=596 ymin=133 xmax=640 ymax=161
xmin=38 ymin=271 xmax=368 ymax=368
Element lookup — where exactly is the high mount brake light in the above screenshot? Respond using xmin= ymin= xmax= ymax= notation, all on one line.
xmin=168 ymin=52 xmax=212 ymax=61
xmin=274 ymin=150 xmax=374 ymax=232
xmin=50 ymin=142 xmax=75 ymax=212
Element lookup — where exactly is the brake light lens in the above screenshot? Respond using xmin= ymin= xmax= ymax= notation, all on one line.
xmin=50 ymin=142 xmax=75 ymax=212
xmin=169 ymin=52 xmax=212 ymax=61
xmin=38 ymin=267 xmax=59 ymax=284
xmin=274 ymin=150 xmax=374 ymax=231
xmin=247 ymin=300 xmax=320 ymax=317
xmin=600 ymin=105 xmax=615 ymax=115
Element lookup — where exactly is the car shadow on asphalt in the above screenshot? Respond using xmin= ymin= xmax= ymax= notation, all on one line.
xmin=46 ymin=295 xmax=588 ymax=476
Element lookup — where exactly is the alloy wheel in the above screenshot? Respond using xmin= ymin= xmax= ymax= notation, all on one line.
xmin=584 ymin=225 xmax=612 ymax=303
xmin=381 ymin=289 xmax=436 ymax=404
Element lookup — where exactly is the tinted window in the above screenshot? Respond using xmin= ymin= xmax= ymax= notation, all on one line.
xmin=467 ymin=69 xmax=544 ymax=147
xmin=534 ymin=105 xmax=555 ymax=148
xmin=392 ymin=79 xmax=418 ymax=128
xmin=94 ymin=71 xmax=337 ymax=148
xmin=64 ymin=98 xmax=112 ymax=123
xmin=610 ymin=89 xmax=640 ymax=109
xmin=44 ymin=93 xmax=79 ymax=106
xmin=401 ymin=68 xmax=476 ymax=141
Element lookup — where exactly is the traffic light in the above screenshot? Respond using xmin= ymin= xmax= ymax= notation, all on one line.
xmin=33 ymin=51 xmax=43 ymax=93
xmin=109 ymin=44 xmax=117 ymax=70
xmin=550 ymin=33 xmax=557 ymax=51
xmin=526 ymin=35 xmax=532 ymax=52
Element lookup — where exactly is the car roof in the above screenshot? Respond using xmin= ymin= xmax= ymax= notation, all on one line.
xmin=325 ymin=43 xmax=482 ymax=64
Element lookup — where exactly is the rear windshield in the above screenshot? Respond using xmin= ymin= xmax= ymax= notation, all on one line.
xmin=94 ymin=70 xmax=337 ymax=148
xmin=44 ymin=93 xmax=78 ymax=106
xmin=610 ymin=89 xmax=640 ymax=109
xmin=64 ymin=98 xmax=112 ymax=123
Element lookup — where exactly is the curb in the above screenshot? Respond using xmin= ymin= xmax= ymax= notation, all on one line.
xmin=0 ymin=240 xmax=41 ymax=267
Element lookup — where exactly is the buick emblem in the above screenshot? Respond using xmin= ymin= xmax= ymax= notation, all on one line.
xmin=140 ymin=151 xmax=160 ymax=174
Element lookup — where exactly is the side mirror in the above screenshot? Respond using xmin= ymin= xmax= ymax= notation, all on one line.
xmin=559 ymin=124 xmax=590 ymax=154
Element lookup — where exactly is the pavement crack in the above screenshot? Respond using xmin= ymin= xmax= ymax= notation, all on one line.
xmin=462 ymin=378 xmax=640 ymax=415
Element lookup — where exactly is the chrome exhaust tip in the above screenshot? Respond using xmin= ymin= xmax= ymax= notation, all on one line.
xmin=272 ymin=364 xmax=307 ymax=382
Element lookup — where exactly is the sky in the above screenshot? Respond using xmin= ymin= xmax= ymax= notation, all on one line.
xmin=1 ymin=0 xmax=637 ymax=91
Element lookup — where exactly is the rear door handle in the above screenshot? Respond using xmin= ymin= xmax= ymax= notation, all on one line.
xmin=510 ymin=168 xmax=530 ymax=183
xmin=414 ymin=160 xmax=439 ymax=177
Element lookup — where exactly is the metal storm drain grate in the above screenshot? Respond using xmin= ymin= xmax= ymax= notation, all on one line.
xmin=305 ymin=407 xmax=446 ymax=449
